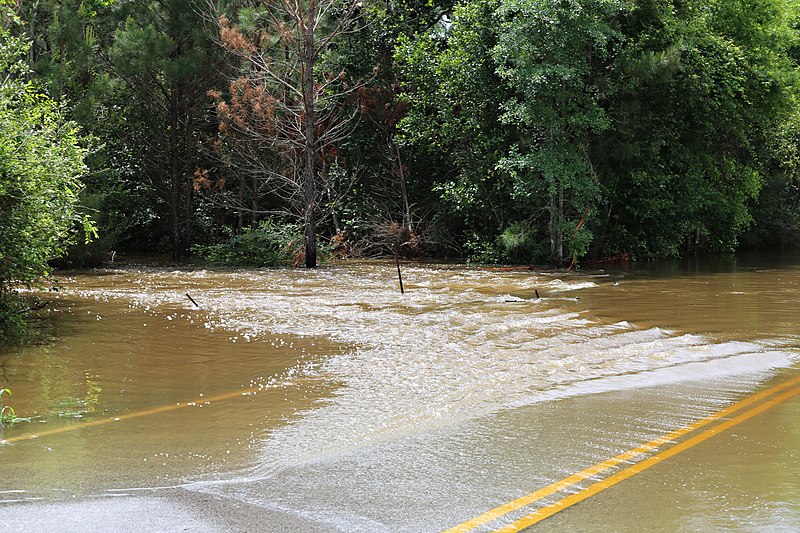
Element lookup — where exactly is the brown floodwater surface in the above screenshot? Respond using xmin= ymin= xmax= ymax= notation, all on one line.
xmin=0 ymin=276 xmax=345 ymax=498
xmin=577 ymin=254 xmax=800 ymax=341
xmin=0 ymin=258 xmax=798 ymax=531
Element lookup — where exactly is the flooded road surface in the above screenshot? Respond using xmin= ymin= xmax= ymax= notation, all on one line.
xmin=1 ymin=256 xmax=799 ymax=531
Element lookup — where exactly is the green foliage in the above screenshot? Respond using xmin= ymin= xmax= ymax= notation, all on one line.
xmin=396 ymin=0 xmax=519 ymax=260
xmin=1 ymin=8 xmax=89 ymax=333
xmin=0 ymin=83 xmax=88 ymax=287
xmin=104 ymin=0 xmax=225 ymax=258
xmin=17 ymin=0 xmax=169 ymax=257
xmin=4 ymin=0 xmax=799 ymax=271
xmin=747 ymin=103 xmax=800 ymax=248
xmin=60 ymin=190 xmax=130 ymax=266
xmin=0 ymin=294 xmax=27 ymax=342
xmin=593 ymin=0 xmax=797 ymax=258
xmin=495 ymin=222 xmax=538 ymax=263
xmin=314 ymin=0 xmax=459 ymax=257
xmin=492 ymin=0 xmax=625 ymax=253
xmin=192 ymin=220 xmax=306 ymax=267
xmin=398 ymin=0 xmax=800 ymax=262
xmin=0 ymin=388 xmax=16 ymax=426
xmin=398 ymin=0 xmax=626 ymax=264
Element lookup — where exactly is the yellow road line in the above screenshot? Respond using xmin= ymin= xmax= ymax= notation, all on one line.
xmin=444 ymin=374 xmax=800 ymax=533
xmin=0 ymin=384 xmax=273 ymax=445
xmin=497 ymin=382 xmax=800 ymax=532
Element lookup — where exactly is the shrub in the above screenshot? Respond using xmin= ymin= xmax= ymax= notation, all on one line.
xmin=192 ymin=220 xmax=305 ymax=267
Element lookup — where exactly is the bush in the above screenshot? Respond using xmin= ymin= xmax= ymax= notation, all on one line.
xmin=0 ymin=293 xmax=27 ymax=342
xmin=1 ymin=14 xmax=89 ymax=339
xmin=192 ymin=220 xmax=305 ymax=267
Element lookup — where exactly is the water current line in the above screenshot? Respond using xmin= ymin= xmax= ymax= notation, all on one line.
xmin=444 ymin=374 xmax=800 ymax=533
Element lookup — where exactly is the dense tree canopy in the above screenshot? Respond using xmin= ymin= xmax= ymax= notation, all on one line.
xmin=397 ymin=0 xmax=800 ymax=263
xmin=1 ymin=0 xmax=798 ymax=303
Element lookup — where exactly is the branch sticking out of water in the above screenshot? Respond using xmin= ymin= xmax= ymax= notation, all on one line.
xmin=396 ymin=254 xmax=404 ymax=294
xmin=13 ymin=300 xmax=48 ymax=315
xmin=186 ymin=293 xmax=199 ymax=307
xmin=394 ymin=230 xmax=405 ymax=295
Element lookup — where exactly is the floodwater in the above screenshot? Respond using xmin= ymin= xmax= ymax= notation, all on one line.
xmin=1 ymin=255 xmax=798 ymax=531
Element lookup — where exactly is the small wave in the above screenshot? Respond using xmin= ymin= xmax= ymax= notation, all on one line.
xmin=526 ymin=350 xmax=794 ymax=405
xmin=542 ymin=279 xmax=599 ymax=291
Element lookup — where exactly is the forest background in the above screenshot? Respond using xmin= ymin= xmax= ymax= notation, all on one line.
xmin=2 ymin=0 xmax=800 ymax=331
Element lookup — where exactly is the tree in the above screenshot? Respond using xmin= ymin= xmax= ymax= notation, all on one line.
xmin=593 ymin=0 xmax=798 ymax=257
xmin=744 ymin=3 xmax=800 ymax=249
xmin=396 ymin=1 xmax=516 ymax=260
xmin=318 ymin=0 xmax=455 ymax=254
xmin=108 ymin=0 xmax=224 ymax=259
xmin=398 ymin=0 xmax=799 ymax=262
xmin=209 ymin=0 xmax=365 ymax=267
xmin=398 ymin=0 xmax=626 ymax=265
xmin=492 ymin=0 xmax=627 ymax=265
xmin=12 ymin=1 xmax=146 ymax=266
xmin=17 ymin=0 xmax=116 ymax=122
xmin=0 ymin=3 xmax=89 ymax=332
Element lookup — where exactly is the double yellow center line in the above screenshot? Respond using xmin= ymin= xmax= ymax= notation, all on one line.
xmin=446 ymin=373 xmax=800 ymax=533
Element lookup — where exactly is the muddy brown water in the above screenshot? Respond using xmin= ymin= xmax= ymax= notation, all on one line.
xmin=1 ymin=256 xmax=798 ymax=531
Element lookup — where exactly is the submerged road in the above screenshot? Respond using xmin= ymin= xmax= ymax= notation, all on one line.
xmin=448 ymin=374 xmax=800 ymax=532
xmin=3 ymin=372 xmax=800 ymax=532
xmin=2 ymin=262 xmax=799 ymax=531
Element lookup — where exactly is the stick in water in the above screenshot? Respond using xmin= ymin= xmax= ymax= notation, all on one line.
xmin=396 ymin=254 xmax=405 ymax=294
xmin=394 ymin=231 xmax=405 ymax=295
xmin=186 ymin=293 xmax=199 ymax=307
xmin=535 ymin=289 xmax=540 ymax=299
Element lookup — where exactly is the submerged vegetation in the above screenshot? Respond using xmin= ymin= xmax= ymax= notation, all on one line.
xmin=1 ymin=388 xmax=16 ymax=426
xmin=1 ymin=0 xmax=800 ymax=333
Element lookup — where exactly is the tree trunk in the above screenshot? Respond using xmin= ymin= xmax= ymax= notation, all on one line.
xmin=557 ymin=182 xmax=564 ymax=265
xmin=237 ymin=175 xmax=245 ymax=231
xmin=549 ymin=193 xmax=557 ymax=266
xmin=170 ymin=84 xmax=181 ymax=261
xmin=185 ymin=178 xmax=193 ymax=249
xmin=394 ymin=142 xmax=412 ymax=231
xmin=169 ymin=8 xmax=182 ymax=261
xmin=549 ymin=185 xmax=564 ymax=267
xmin=302 ymin=0 xmax=318 ymax=268
xmin=184 ymin=109 xmax=194 ymax=249
xmin=251 ymin=174 xmax=258 ymax=227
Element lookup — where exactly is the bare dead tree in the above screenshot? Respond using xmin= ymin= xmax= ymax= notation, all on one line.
xmin=202 ymin=0 xmax=367 ymax=267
